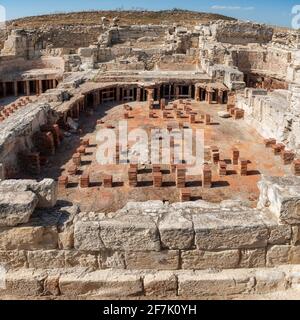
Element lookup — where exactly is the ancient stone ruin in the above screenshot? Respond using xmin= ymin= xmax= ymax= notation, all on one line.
xmin=0 ymin=11 xmax=300 ymax=300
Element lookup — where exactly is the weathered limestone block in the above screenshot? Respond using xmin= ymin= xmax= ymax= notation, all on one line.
xmin=181 ymin=250 xmax=240 ymax=270
xmin=74 ymin=221 xmax=104 ymax=251
xmin=261 ymin=210 xmax=292 ymax=245
xmin=0 ymin=191 xmax=38 ymax=227
xmin=266 ymin=245 xmax=291 ymax=267
xmin=98 ymin=251 xmax=126 ymax=269
xmin=193 ymin=210 xmax=269 ymax=250
xmin=258 ymin=176 xmax=300 ymax=225
xmin=158 ymin=211 xmax=194 ymax=250
xmin=57 ymin=205 xmax=78 ymax=250
xmin=65 ymin=251 xmax=98 ymax=269
xmin=178 ymin=270 xmax=253 ymax=298
xmin=239 ymin=249 xmax=266 ymax=268
xmin=59 ymin=270 xmax=143 ymax=297
xmin=254 ymin=270 xmax=287 ymax=293
xmin=44 ymin=275 xmax=60 ymax=296
xmin=144 ymin=272 xmax=177 ymax=298
xmin=0 ymin=250 xmax=27 ymax=269
xmin=291 ymin=226 xmax=300 ymax=245
xmin=2 ymin=269 xmax=46 ymax=296
xmin=99 ymin=215 xmax=161 ymax=251
xmin=125 ymin=251 xmax=179 ymax=270
xmin=27 ymin=250 xmax=65 ymax=269
xmin=0 ymin=226 xmax=58 ymax=250
xmin=0 ymin=179 xmax=57 ymax=208
xmin=78 ymin=47 xmax=95 ymax=58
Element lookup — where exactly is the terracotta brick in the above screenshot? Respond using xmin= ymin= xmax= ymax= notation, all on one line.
xmin=281 ymin=150 xmax=295 ymax=165
xmin=264 ymin=138 xmax=276 ymax=148
xmin=180 ymin=188 xmax=191 ymax=202
xmin=219 ymin=161 xmax=227 ymax=176
xmin=80 ymin=174 xmax=90 ymax=188
xmin=58 ymin=176 xmax=68 ymax=188
xmin=176 ymin=165 xmax=186 ymax=188
xmin=153 ymin=172 xmax=163 ymax=187
xmin=103 ymin=174 xmax=113 ymax=188
xmin=67 ymin=165 xmax=77 ymax=176
xmin=72 ymin=153 xmax=81 ymax=166
xmin=128 ymin=167 xmax=138 ymax=187
xmin=239 ymin=158 xmax=248 ymax=176
xmin=293 ymin=159 xmax=300 ymax=176
xmin=272 ymin=143 xmax=285 ymax=156
xmin=232 ymin=147 xmax=240 ymax=165
xmin=202 ymin=165 xmax=212 ymax=188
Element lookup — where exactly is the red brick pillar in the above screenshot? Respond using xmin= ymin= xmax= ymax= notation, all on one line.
xmin=58 ymin=176 xmax=68 ymax=189
xmin=239 ymin=159 xmax=248 ymax=176
xmin=128 ymin=167 xmax=138 ymax=187
xmin=180 ymin=189 xmax=191 ymax=202
xmin=202 ymin=165 xmax=212 ymax=188
xmin=176 ymin=165 xmax=186 ymax=188
xmin=272 ymin=144 xmax=285 ymax=156
xmin=281 ymin=150 xmax=295 ymax=165
xmin=293 ymin=160 xmax=300 ymax=176
xmin=153 ymin=172 xmax=163 ymax=187
xmin=232 ymin=148 xmax=240 ymax=165
xmin=103 ymin=175 xmax=113 ymax=188
xmin=72 ymin=153 xmax=81 ymax=166
xmin=80 ymin=173 xmax=90 ymax=188
xmin=211 ymin=146 xmax=220 ymax=164
xmin=205 ymin=114 xmax=211 ymax=125
xmin=264 ymin=138 xmax=276 ymax=148
xmin=218 ymin=161 xmax=227 ymax=176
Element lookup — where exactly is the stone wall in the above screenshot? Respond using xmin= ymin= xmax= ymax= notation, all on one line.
xmin=238 ymin=85 xmax=300 ymax=151
xmin=1 ymin=266 xmax=300 ymax=299
xmin=1 ymin=188 xmax=300 ymax=273
xmin=0 ymin=176 xmax=300 ymax=298
xmin=0 ymin=102 xmax=52 ymax=177
xmin=197 ymin=21 xmax=273 ymax=45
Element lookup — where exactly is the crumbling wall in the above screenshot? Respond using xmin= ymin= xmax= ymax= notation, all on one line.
xmin=238 ymin=85 xmax=300 ymax=151
xmin=211 ymin=21 xmax=273 ymax=45
xmin=0 ymin=103 xmax=52 ymax=177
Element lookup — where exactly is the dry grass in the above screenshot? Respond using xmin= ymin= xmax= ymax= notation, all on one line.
xmin=7 ymin=9 xmax=236 ymax=29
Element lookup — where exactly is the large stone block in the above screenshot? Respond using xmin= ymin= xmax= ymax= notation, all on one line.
xmin=261 ymin=210 xmax=292 ymax=245
xmin=0 ymin=250 xmax=27 ymax=269
xmin=181 ymin=250 xmax=240 ymax=270
xmin=144 ymin=272 xmax=177 ymax=298
xmin=27 ymin=250 xmax=65 ymax=269
xmin=0 ymin=191 xmax=38 ymax=227
xmin=266 ymin=245 xmax=291 ymax=267
xmin=158 ymin=211 xmax=194 ymax=250
xmin=239 ymin=249 xmax=266 ymax=268
xmin=65 ymin=251 xmax=98 ymax=269
xmin=74 ymin=221 xmax=104 ymax=251
xmin=258 ymin=176 xmax=300 ymax=225
xmin=193 ymin=209 xmax=269 ymax=250
xmin=178 ymin=270 xmax=253 ymax=298
xmin=98 ymin=250 xmax=126 ymax=269
xmin=254 ymin=270 xmax=286 ymax=293
xmin=0 ymin=179 xmax=57 ymax=208
xmin=125 ymin=251 xmax=179 ymax=270
xmin=0 ymin=226 xmax=58 ymax=250
xmin=2 ymin=269 xmax=46 ymax=296
xmin=99 ymin=215 xmax=161 ymax=251
xmin=59 ymin=270 xmax=143 ymax=298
